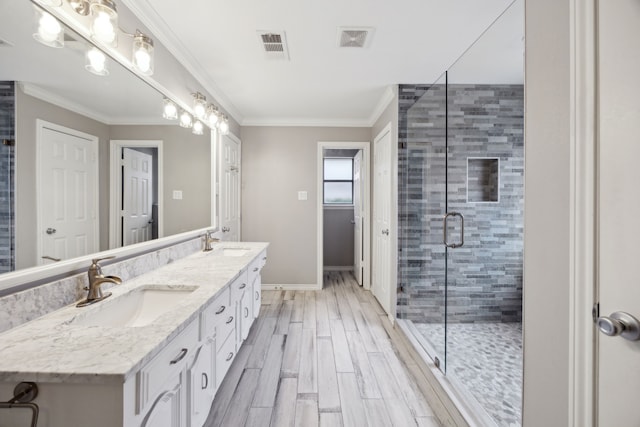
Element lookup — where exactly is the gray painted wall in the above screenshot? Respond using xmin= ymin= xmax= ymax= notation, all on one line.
xmin=14 ymin=89 xmax=211 ymax=269
xmin=240 ymin=126 xmax=370 ymax=285
xmin=323 ymin=207 xmax=354 ymax=267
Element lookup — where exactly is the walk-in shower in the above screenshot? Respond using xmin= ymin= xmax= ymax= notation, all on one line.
xmin=396 ymin=1 xmax=524 ymax=425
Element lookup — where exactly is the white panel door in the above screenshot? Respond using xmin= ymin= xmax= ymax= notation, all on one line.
xmin=39 ymin=125 xmax=98 ymax=264
xmin=597 ymin=0 xmax=640 ymax=424
xmin=220 ymin=134 xmax=240 ymax=241
xmin=372 ymin=129 xmax=391 ymax=314
xmin=122 ymin=148 xmax=153 ymax=245
xmin=353 ymin=150 xmax=364 ymax=285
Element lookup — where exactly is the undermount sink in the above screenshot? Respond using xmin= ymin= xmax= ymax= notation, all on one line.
xmin=70 ymin=285 xmax=198 ymax=328
xmin=217 ymin=247 xmax=251 ymax=257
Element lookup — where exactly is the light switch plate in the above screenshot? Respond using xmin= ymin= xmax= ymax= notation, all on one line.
xmin=298 ymin=191 xmax=308 ymax=201
xmin=173 ymin=190 xmax=183 ymax=200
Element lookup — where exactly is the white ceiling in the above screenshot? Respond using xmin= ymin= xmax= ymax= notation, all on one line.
xmin=124 ymin=0 xmax=523 ymax=127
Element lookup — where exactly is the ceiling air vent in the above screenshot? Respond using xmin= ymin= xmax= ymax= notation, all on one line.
xmin=257 ymin=31 xmax=290 ymax=60
xmin=338 ymin=27 xmax=375 ymax=48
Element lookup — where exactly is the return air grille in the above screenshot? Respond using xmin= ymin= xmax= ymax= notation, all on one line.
xmin=257 ymin=31 xmax=290 ymax=60
xmin=337 ymin=27 xmax=375 ymax=48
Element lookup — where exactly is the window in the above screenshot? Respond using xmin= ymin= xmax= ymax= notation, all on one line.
xmin=323 ymin=157 xmax=353 ymax=204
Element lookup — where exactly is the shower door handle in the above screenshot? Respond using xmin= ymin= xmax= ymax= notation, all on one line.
xmin=443 ymin=212 xmax=464 ymax=248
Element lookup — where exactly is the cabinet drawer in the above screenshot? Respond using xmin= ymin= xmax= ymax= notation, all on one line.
xmin=136 ymin=318 xmax=199 ymax=415
xmin=230 ymin=271 xmax=249 ymax=303
xmin=200 ymin=286 xmax=231 ymax=339
xmin=247 ymin=251 xmax=265 ymax=286
xmin=216 ymin=332 xmax=236 ymax=389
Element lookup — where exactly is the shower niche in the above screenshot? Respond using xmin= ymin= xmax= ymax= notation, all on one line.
xmin=467 ymin=157 xmax=499 ymax=203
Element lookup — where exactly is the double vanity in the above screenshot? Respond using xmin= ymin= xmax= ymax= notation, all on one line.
xmin=0 ymin=241 xmax=268 ymax=427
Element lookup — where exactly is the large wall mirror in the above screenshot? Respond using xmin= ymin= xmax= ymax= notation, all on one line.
xmin=0 ymin=0 xmax=215 ymax=278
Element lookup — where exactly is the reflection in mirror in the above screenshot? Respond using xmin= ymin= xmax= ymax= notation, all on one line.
xmin=0 ymin=0 xmax=213 ymax=275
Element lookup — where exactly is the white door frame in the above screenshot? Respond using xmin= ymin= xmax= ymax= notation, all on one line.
xmin=36 ymin=119 xmax=99 ymax=264
xmin=109 ymin=140 xmax=164 ymax=249
xmin=317 ymin=141 xmax=371 ymax=290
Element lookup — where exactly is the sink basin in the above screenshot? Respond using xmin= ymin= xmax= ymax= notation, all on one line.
xmin=71 ymin=285 xmax=198 ymax=328
xmin=219 ymin=248 xmax=251 ymax=257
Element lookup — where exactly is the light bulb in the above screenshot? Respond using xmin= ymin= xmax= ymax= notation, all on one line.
xmin=179 ymin=111 xmax=193 ymax=128
xmin=207 ymin=106 xmax=219 ymax=127
xmin=192 ymin=120 xmax=204 ymax=135
xmin=85 ymin=48 xmax=108 ymax=76
xmin=219 ymin=117 xmax=229 ymax=135
xmin=34 ymin=12 xmax=64 ymax=48
xmin=194 ymin=103 xmax=206 ymax=120
xmin=163 ymin=99 xmax=178 ymax=120
xmin=134 ymin=49 xmax=151 ymax=73
xmin=92 ymin=11 xmax=116 ymax=45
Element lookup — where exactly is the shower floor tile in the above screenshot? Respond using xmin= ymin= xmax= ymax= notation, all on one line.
xmin=412 ymin=322 xmax=522 ymax=427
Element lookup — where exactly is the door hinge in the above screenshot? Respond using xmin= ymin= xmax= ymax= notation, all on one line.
xmin=398 ymin=141 xmax=407 ymax=149
xmin=592 ymin=302 xmax=600 ymax=323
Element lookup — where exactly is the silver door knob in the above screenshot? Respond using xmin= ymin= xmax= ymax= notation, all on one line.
xmin=597 ymin=311 xmax=640 ymax=341
xmin=222 ymin=226 xmax=230 ymax=232
xmin=46 ymin=228 xmax=56 ymax=235
xmin=382 ymin=229 xmax=389 ymax=235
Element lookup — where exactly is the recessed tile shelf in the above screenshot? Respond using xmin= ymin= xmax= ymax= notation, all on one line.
xmin=467 ymin=157 xmax=500 ymax=203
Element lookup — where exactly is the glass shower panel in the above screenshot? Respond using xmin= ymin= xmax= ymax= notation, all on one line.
xmin=0 ymin=81 xmax=15 ymax=274
xmin=397 ymin=73 xmax=448 ymax=370
xmin=445 ymin=0 xmax=524 ymax=425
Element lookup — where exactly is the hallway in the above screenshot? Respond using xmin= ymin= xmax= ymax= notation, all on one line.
xmin=205 ymin=271 xmax=440 ymax=427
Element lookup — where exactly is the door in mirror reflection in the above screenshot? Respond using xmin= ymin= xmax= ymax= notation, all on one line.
xmin=220 ymin=133 xmax=240 ymax=241
xmin=122 ymin=148 xmax=154 ymax=245
xmin=38 ymin=122 xmax=98 ymax=265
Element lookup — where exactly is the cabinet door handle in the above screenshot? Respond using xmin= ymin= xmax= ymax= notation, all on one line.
xmin=169 ymin=348 xmax=188 ymax=365
xmin=262 ymin=256 xmax=267 ymax=261
xmin=253 ymin=267 xmax=259 ymax=272
xmin=244 ymin=307 xmax=249 ymax=318
xmin=255 ymin=291 xmax=259 ymax=300
xmin=202 ymin=373 xmax=208 ymax=389
xmin=226 ymin=352 xmax=234 ymax=362
xmin=215 ymin=305 xmax=226 ymax=315
xmin=239 ymin=283 xmax=247 ymax=290
xmin=226 ymin=316 xmax=234 ymax=324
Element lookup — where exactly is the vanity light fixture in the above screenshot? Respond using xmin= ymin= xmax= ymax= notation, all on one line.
xmin=90 ymin=0 xmax=118 ymax=47
xmin=132 ymin=31 xmax=154 ymax=75
xmin=179 ymin=110 xmax=193 ymax=128
xmin=67 ymin=0 xmax=91 ymax=16
xmin=85 ymin=47 xmax=109 ymax=75
xmin=218 ymin=115 xmax=230 ymax=135
xmin=162 ymin=98 xmax=178 ymax=120
xmin=33 ymin=9 xmax=64 ymax=48
xmin=192 ymin=120 xmax=204 ymax=135
xmin=206 ymin=105 xmax=220 ymax=127
xmin=192 ymin=92 xmax=207 ymax=120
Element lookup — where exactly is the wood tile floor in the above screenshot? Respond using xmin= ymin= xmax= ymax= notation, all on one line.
xmin=204 ymin=271 xmax=441 ymax=427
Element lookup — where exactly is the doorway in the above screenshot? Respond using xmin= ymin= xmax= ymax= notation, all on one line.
xmin=36 ymin=120 xmax=99 ymax=265
xmin=219 ymin=132 xmax=241 ymax=242
xmin=109 ymin=140 xmax=163 ymax=248
xmin=317 ymin=141 xmax=370 ymax=290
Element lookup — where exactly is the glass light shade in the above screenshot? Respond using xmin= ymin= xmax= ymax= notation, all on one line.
xmin=133 ymin=32 xmax=154 ymax=76
xmin=218 ymin=116 xmax=230 ymax=135
xmin=68 ymin=0 xmax=90 ymax=16
xmin=33 ymin=10 xmax=64 ymax=48
xmin=162 ymin=98 xmax=178 ymax=120
xmin=85 ymin=47 xmax=109 ymax=76
xmin=90 ymin=1 xmax=118 ymax=46
xmin=206 ymin=105 xmax=219 ymax=127
xmin=179 ymin=111 xmax=193 ymax=128
xmin=193 ymin=93 xmax=207 ymax=120
xmin=192 ymin=120 xmax=204 ymax=135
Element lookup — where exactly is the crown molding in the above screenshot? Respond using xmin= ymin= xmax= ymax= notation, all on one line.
xmin=119 ymin=0 xmax=243 ymax=124
xmin=367 ymin=85 xmax=396 ymax=126
xmin=241 ymin=117 xmax=373 ymax=128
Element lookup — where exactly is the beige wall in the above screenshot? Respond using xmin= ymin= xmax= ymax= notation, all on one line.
xmin=15 ymin=88 xmax=110 ymax=269
xmin=109 ymin=125 xmax=211 ymax=237
xmin=240 ymin=126 xmax=370 ymax=285
xmin=523 ymin=0 xmax=572 ymax=425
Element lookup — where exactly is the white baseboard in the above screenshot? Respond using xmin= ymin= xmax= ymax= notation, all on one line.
xmin=262 ymin=284 xmax=322 ymax=291
xmin=323 ymin=266 xmax=353 ymax=272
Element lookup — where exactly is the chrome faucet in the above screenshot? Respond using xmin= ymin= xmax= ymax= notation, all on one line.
xmin=77 ymin=256 xmax=122 ymax=307
xmin=203 ymin=230 xmax=219 ymax=252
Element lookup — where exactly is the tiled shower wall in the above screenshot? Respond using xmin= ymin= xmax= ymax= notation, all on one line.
xmin=397 ymin=83 xmax=524 ymax=324
xmin=0 ymin=82 xmax=15 ymax=274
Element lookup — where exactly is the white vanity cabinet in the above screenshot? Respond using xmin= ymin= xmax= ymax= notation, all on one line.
xmin=187 ymin=337 xmax=215 ymax=427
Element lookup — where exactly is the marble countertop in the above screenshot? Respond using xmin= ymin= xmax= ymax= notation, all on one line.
xmin=0 ymin=242 xmax=269 ymax=385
